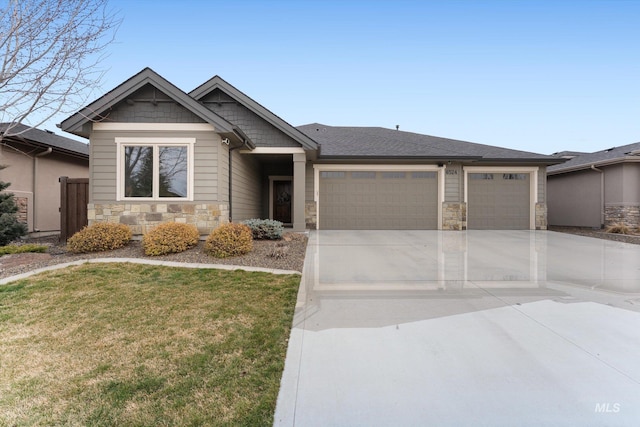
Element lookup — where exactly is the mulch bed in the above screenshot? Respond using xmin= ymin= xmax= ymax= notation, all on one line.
xmin=1 ymin=233 xmax=308 ymax=280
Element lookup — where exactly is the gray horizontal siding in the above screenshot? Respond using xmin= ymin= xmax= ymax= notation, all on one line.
xmin=89 ymin=128 xmax=221 ymax=203
xmin=89 ymin=132 xmax=117 ymax=202
xmin=231 ymin=153 xmax=261 ymax=221
xmin=305 ymin=162 xmax=314 ymax=202
xmin=445 ymin=163 xmax=462 ymax=202
xmin=538 ymin=167 xmax=546 ymax=203
xmin=193 ymin=133 xmax=220 ymax=201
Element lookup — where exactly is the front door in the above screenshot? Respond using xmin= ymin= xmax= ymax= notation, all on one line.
xmin=273 ymin=180 xmax=292 ymax=224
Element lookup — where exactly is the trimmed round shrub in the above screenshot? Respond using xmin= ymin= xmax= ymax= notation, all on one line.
xmin=204 ymin=223 xmax=253 ymax=258
xmin=143 ymin=222 xmax=200 ymax=256
xmin=67 ymin=222 xmax=132 ymax=253
xmin=242 ymin=218 xmax=284 ymax=240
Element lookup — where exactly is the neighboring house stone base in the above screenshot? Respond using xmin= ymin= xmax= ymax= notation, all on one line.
xmin=305 ymin=201 xmax=317 ymax=229
xmin=88 ymin=203 xmax=229 ymax=236
xmin=15 ymin=197 xmax=28 ymax=225
xmin=442 ymin=202 xmax=466 ymax=230
xmin=535 ymin=202 xmax=547 ymax=230
xmin=604 ymin=205 xmax=640 ymax=228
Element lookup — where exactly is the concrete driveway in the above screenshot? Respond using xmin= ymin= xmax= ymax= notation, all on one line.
xmin=274 ymin=230 xmax=640 ymax=426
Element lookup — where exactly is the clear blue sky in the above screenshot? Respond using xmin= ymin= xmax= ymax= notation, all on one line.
xmin=48 ymin=0 xmax=640 ymax=154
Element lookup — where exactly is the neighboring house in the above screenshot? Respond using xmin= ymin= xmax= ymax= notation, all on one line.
xmin=0 ymin=123 xmax=89 ymax=236
xmin=60 ymin=68 xmax=564 ymax=234
xmin=548 ymin=144 xmax=640 ymax=228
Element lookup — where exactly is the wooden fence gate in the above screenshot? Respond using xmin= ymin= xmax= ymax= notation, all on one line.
xmin=59 ymin=176 xmax=89 ymax=242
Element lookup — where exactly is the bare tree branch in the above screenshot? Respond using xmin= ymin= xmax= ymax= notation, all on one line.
xmin=0 ymin=0 xmax=120 ymax=140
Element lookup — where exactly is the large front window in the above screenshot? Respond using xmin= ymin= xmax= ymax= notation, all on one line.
xmin=117 ymin=138 xmax=194 ymax=200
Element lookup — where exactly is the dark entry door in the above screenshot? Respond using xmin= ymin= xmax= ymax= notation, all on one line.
xmin=273 ymin=180 xmax=292 ymax=223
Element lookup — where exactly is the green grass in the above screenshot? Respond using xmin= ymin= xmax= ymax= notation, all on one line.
xmin=0 ymin=263 xmax=300 ymax=426
xmin=0 ymin=244 xmax=48 ymax=255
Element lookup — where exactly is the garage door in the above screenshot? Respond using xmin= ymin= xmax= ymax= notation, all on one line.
xmin=467 ymin=173 xmax=530 ymax=229
xmin=319 ymin=170 xmax=438 ymax=229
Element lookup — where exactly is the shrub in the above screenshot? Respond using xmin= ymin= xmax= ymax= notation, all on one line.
xmin=67 ymin=222 xmax=132 ymax=253
xmin=267 ymin=241 xmax=289 ymax=259
xmin=0 ymin=173 xmax=28 ymax=246
xmin=0 ymin=244 xmax=47 ymax=255
xmin=606 ymin=222 xmax=631 ymax=235
xmin=204 ymin=223 xmax=253 ymax=258
xmin=242 ymin=218 xmax=284 ymax=240
xmin=143 ymin=222 xmax=200 ymax=256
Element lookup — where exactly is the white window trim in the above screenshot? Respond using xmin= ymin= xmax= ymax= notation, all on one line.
xmin=115 ymin=137 xmax=196 ymax=201
xmin=96 ymin=123 xmax=214 ymax=132
xmin=463 ymin=166 xmax=539 ymax=230
xmin=313 ymin=164 xmax=445 ymax=230
xmin=239 ymin=147 xmax=305 ymax=154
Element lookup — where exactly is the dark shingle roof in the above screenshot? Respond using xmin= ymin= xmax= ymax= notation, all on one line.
xmin=0 ymin=123 xmax=89 ymax=157
xmin=548 ymin=142 xmax=640 ymax=174
xmin=297 ymin=123 xmax=563 ymax=163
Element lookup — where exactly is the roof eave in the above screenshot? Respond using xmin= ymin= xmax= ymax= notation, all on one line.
xmin=548 ymin=156 xmax=640 ymax=175
xmin=317 ymin=155 xmax=482 ymax=161
xmin=477 ymin=157 xmax=567 ymax=165
xmin=2 ymin=134 xmax=89 ymax=159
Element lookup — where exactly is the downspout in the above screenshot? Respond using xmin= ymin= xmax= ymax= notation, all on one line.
xmin=33 ymin=147 xmax=52 ymax=232
xmin=591 ymin=165 xmax=604 ymax=228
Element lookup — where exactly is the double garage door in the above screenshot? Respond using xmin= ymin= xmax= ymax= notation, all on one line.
xmin=319 ymin=170 xmax=439 ymax=229
xmin=318 ymin=169 xmax=531 ymax=230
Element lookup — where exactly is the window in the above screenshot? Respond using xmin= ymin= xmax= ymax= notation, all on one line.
xmin=469 ymin=173 xmax=494 ymax=180
xmin=320 ymin=171 xmax=346 ymax=179
xmin=502 ymin=173 xmax=528 ymax=180
xmin=117 ymin=138 xmax=194 ymax=200
xmin=351 ymin=171 xmax=376 ymax=179
xmin=381 ymin=172 xmax=406 ymax=179
xmin=412 ymin=171 xmax=436 ymax=179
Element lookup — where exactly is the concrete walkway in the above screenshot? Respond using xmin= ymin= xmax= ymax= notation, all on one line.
xmin=275 ymin=230 xmax=640 ymax=426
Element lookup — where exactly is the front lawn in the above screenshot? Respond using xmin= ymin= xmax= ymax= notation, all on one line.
xmin=0 ymin=263 xmax=300 ymax=426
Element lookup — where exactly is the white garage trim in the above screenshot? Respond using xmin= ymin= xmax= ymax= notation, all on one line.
xmin=463 ymin=166 xmax=538 ymax=230
xmin=313 ymin=164 xmax=445 ymax=230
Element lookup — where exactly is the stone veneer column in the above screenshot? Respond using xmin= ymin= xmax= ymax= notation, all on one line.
xmin=442 ymin=202 xmax=466 ymax=230
xmin=535 ymin=202 xmax=547 ymax=230
xmin=305 ymin=201 xmax=317 ymax=229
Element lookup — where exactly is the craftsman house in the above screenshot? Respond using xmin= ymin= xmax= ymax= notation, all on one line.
xmin=60 ymin=68 xmax=564 ymax=234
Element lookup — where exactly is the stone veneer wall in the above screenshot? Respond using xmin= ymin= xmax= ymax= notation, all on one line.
xmin=535 ymin=202 xmax=547 ymax=230
xmin=305 ymin=201 xmax=317 ymax=229
xmin=442 ymin=202 xmax=466 ymax=230
xmin=604 ymin=205 xmax=640 ymax=228
xmin=88 ymin=203 xmax=229 ymax=236
xmin=15 ymin=197 xmax=28 ymax=225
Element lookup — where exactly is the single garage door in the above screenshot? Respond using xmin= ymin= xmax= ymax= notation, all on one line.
xmin=467 ymin=172 xmax=530 ymax=229
xmin=319 ymin=170 xmax=438 ymax=229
